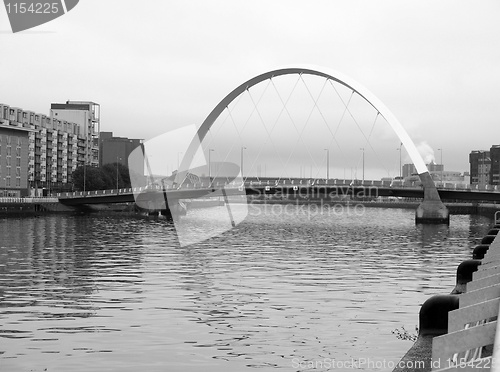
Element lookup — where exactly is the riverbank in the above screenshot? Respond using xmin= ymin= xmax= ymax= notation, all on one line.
xmin=393 ymin=218 xmax=499 ymax=372
xmin=0 ymin=201 xmax=136 ymax=217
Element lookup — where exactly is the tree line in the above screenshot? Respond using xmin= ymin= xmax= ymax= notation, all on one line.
xmin=72 ymin=163 xmax=132 ymax=191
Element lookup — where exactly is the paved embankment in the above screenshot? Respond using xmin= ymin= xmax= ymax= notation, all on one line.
xmin=393 ymin=216 xmax=500 ymax=372
xmin=0 ymin=197 xmax=74 ymax=215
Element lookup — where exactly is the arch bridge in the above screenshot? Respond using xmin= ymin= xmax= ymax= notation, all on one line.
xmin=173 ymin=66 xmax=449 ymax=223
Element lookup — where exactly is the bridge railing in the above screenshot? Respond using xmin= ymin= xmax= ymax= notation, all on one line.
xmin=0 ymin=197 xmax=59 ymax=203
xmin=57 ymin=179 xmax=500 ymax=199
xmin=57 ymin=185 xmax=163 ymax=198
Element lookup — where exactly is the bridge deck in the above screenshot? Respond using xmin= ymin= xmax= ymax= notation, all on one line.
xmin=56 ymin=179 xmax=500 ymax=206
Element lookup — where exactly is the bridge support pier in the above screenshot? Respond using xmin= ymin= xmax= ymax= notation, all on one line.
xmin=416 ymin=171 xmax=449 ymax=224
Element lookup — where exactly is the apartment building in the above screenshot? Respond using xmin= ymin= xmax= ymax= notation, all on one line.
xmin=469 ymin=150 xmax=491 ymax=186
xmin=490 ymin=145 xmax=500 ymax=185
xmin=0 ymin=101 xmax=99 ymax=196
xmin=0 ymin=125 xmax=30 ymax=197
xmin=50 ymin=101 xmax=100 ymax=168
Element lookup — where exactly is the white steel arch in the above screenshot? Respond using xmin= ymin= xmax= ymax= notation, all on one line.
xmin=177 ymin=65 xmax=428 ymax=183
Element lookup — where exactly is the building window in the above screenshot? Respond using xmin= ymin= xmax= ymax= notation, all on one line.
xmin=16 ymin=157 xmax=20 ymax=167
xmin=6 ymin=177 xmax=10 ymax=187
xmin=16 ymin=177 xmax=20 ymax=187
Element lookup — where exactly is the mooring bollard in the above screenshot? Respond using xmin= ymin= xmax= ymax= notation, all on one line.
xmin=473 ymin=244 xmax=490 ymax=260
xmin=451 ymin=259 xmax=482 ymax=294
xmin=393 ymin=295 xmax=459 ymax=372
xmin=481 ymin=235 xmax=497 ymax=245
xmin=419 ymin=294 xmax=460 ymax=337
xmin=487 ymin=228 xmax=500 ymax=236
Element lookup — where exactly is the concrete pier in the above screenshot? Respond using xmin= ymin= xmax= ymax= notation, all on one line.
xmin=415 ymin=172 xmax=449 ymax=224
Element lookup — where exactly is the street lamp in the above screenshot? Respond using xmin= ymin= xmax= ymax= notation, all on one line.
xmin=397 ymin=143 xmax=402 ymax=179
xmin=324 ymin=148 xmax=329 ymax=180
xmin=208 ymin=149 xmax=214 ymax=182
xmin=116 ymin=156 xmax=122 ymax=192
xmin=438 ymin=148 xmax=443 ymax=182
xmin=240 ymin=147 xmax=246 ymax=179
xmin=482 ymin=151 xmax=486 ymax=186
xmin=360 ymin=148 xmax=365 ymax=184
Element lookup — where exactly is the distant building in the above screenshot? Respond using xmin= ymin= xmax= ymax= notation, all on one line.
xmin=490 ymin=145 xmax=500 ymax=185
xmin=402 ymin=160 xmax=466 ymax=188
xmin=469 ymin=150 xmax=491 ymax=186
xmin=463 ymin=171 xmax=470 ymax=185
xmin=427 ymin=161 xmax=444 ymax=173
xmin=403 ymin=162 xmax=445 ymax=178
xmin=50 ymin=101 xmax=100 ymax=168
xmin=0 ymin=125 xmax=30 ymax=196
xmin=0 ymin=102 xmax=95 ymax=196
xmin=402 ymin=163 xmax=417 ymax=178
xmin=99 ymin=131 xmax=144 ymax=178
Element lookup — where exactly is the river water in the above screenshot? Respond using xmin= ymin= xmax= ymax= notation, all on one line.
xmin=0 ymin=205 xmax=493 ymax=372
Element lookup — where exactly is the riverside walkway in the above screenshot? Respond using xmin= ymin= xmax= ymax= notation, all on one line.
xmin=431 ymin=214 xmax=500 ymax=371
xmin=0 ymin=197 xmax=59 ymax=204
xmin=395 ymin=213 xmax=500 ymax=371
xmin=0 ymin=196 xmax=65 ymax=213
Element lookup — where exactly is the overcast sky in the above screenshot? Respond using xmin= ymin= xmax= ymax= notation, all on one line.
xmin=1 ymin=0 xmax=499 ymax=177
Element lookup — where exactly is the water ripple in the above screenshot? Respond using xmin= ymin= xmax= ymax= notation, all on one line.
xmin=0 ymin=209 xmax=493 ymax=371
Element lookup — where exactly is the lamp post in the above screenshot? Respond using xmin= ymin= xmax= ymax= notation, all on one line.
xmin=46 ymin=171 xmax=50 ymax=196
xmin=397 ymin=143 xmax=402 ymax=179
xmin=324 ymin=148 xmax=329 ymax=180
xmin=482 ymin=151 xmax=486 ymax=186
xmin=438 ymin=148 xmax=443 ymax=182
xmin=208 ymin=149 xmax=214 ymax=182
xmin=83 ymin=142 xmax=88 ymax=193
xmin=240 ymin=146 xmax=246 ymax=179
xmin=116 ymin=156 xmax=122 ymax=192
xmin=360 ymin=148 xmax=365 ymax=184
